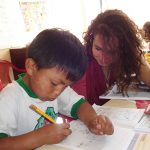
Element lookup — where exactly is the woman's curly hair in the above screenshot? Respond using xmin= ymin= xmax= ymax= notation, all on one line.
xmin=83 ymin=9 xmax=144 ymax=95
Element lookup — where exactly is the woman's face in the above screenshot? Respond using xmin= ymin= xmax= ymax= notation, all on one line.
xmin=92 ymin=34 xmax=117 ymax=67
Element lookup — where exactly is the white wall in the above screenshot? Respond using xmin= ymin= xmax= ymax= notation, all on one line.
xmin=0 ymin=0 xmax=26 ymax=49
xmin=0 ymin=0 xmax=149 ymax=49
xmin=0 ymin=0 xmax=101 ymax=49
xmin=102 ymin=0 xmax=150 ymax=28
xmin=45 ymin=0 xmax=100 ymax=41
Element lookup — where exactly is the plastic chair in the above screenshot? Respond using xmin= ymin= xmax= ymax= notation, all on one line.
xmin=0 ymin=59 xmax=26 ymax=90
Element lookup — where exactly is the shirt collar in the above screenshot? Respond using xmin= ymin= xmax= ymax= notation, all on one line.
xmin=16 ymin=73 xmax=38 ymax=98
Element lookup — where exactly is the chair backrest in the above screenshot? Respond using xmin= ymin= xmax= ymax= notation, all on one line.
xmin=0 ymin=59 xmax=26 ymax=90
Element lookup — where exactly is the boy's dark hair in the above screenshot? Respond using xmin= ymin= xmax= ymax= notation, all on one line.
xmin=27 ymin=28 xmax=87 ymax=82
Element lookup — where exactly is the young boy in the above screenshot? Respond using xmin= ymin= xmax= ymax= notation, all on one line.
xmin=0 ymin=28 xmax=114 ymax=149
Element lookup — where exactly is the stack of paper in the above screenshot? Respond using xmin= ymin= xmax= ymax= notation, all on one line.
xmin=93 ymin=105 xmax=145 ymax=128
xmin=37 ymin=106 xmax=145 ymax=150
xmin=99 ymin=84 xmax=150 ymax=100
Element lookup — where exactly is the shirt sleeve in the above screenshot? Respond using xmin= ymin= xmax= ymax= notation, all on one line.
xmin=0 ymin=85 xmax=18 ymax=136
xmin=57 ymin=86 xmax=86 ymax=118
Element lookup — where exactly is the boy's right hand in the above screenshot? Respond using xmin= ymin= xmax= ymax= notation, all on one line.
xmin=37 ymin=123 xmax=72 ymax=144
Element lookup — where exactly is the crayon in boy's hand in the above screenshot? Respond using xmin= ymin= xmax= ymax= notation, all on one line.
xmin=30 ymin=104 xmax=56 ymax=124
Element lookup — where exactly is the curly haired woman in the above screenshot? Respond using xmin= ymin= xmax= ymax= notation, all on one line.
xmin=142 ymin=21 xmax=150 ymax=53
xmin=143 ymin=21 xmax=150 ymax=43
xmin=72 ymin=9 xmax=150 ymax=105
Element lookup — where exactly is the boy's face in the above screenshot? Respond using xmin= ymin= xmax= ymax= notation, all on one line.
xmin=25 ymin=59 xmax=72 ymax=101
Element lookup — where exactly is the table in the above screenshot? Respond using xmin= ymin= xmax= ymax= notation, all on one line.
xmin=104 ymin=99 xmax=136 ymax=108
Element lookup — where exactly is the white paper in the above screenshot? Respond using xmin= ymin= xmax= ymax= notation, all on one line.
xmin=99 ymin=84 xmax=150 ymax=100
xmin=93 ymin=105 xmax=145 ymax=128
xmin=36 ymin=105 xmax=145 ymax=150
xmin=134 ymin=115 xmax=150 ymax=133
xmin=36 ymin=144 xmax=83 ymax=150
xmin=57 ymin=121 xmax=135 ymax=150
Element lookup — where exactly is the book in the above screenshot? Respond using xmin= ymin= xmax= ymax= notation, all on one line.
xmin=93 ymin=105 xmax=145 ymax=128
xmin=57 ymin=121 xmax=135 ymax=150
xmin=37 ymin=144 xmax=82 ymax=150
xmin=94 ymin=105 xmax=150 ymax=135
xmin=36 ymin=106 xmax=145 ymax=150
xmin=99 ymin=84 xmax=150 ymax=100
xmin=36 ymin=123 xmax=135 ymax=150
xmin=132 ymin=133 xmax=150 ymax=150
xmin=134 ymin=115 xmax=150 ymax=133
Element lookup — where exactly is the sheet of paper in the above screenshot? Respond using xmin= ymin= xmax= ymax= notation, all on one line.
xmin=132 ymin=133 xmax=150 ymax=150
xmin=99 ymin=84 xmax=150 ymax=100
xmin=93 ymin=105 xmax=145 ymax=128
xmin=36 ymin=107 xmax=141 ymax=150
xmin=57 ymin=120 xmax=135 ymax=150
xmin=36 ymin=144 xmax=82 ymax=150
xmin=134 ymin=115 xmax=150 ymax=133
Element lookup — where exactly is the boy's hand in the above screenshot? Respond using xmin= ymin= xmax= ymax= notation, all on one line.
xmin=87 ymin=115 xmax=114 ymax=135
xmin=37 ymin=123 xmax=72 ymax=144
